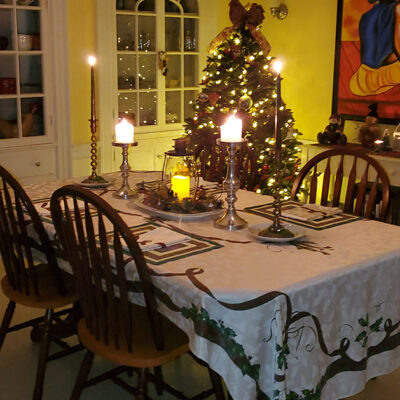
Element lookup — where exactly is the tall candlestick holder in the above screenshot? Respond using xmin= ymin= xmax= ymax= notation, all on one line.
xmin=262 ymin=61 xmax=294 ymax=239
xmin=81 ymin=118 xmax=111 ymax=185
xmin=112 ymin=141 xmax=138 ymax=199
xmin=268 ymin=167 xmax=284 ymax=234
xmin=81 ymin=57 xmax=109 ymax=186
xmin=214 ymin=139 xmax=247 ymax=231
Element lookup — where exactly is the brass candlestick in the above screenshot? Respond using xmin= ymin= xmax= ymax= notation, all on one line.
xmin=113 ymin=141 xmax=138 ymax=199
xmin=81 ymin=58 xmax=109 ymax=185
xmin=214 ymin=139 xmax=247 ymax=231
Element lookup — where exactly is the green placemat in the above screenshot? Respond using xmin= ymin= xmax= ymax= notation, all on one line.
xmin=245 ymin=200 xmax=361 ymax=230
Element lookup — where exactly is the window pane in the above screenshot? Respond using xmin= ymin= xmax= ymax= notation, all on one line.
xmin=116 ymin=0 xmax=125 ymax=10
xmin=138 ymin=16 xmax=155 ymax=51
xmin=166 ymin=55 xmax=181 ymax=88
xmin=139 ymin=91 xmax=157 ymax=125
xmin=0 ymin=10 xmax=13 ymax=50
xmin=181 ymin=0 xmax=198 ymax=14
xmin=184 ymin=55 xmax=197 ymax=87
xmin=117 ymin=15 xmax=135 ymax=51
xmin=17 ymin=0 xmax=40 ymax=5
xmin=21 ymin=97 xmax=43 ymax=137
xmin=19 ymin=55 xmax=42 ymax=93
xmin=0 ymin=99 xmax=17 ymax=139
xmin=118 ymin=54 xmax=136 ymax=90
xmin=165 ymin=0 xmax=180 ymax=14
xmin=166 ymin=91 xmax=181 ymax=124
xmin=17 ymin=10 xmax=40 ymax=35
xmin=118 ymin=92 xmax=137 ymax=124
xmin=0 ymin=55 xmax=16 ymax=93
xmin=138 ymin=0 xmax=154 ymax=12
xmin=165 ymin=17 xmax=180 ymax=52
xmin=138 ymin=54 xmax=156 ymax=89
xmin=118 ymin=0 xmax=137 ymax=11
xmin=184 ymin=18 xmax=197 ymax=51
xmin=184 ymin=90 xmax=198 ymax=120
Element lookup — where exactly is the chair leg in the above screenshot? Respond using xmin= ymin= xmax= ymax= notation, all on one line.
xmin=136 ymin=368 xmax=147 ymax=400
xmin=153 ymin=366 xmax=163 ymax=396
xmin=0 ymin=300 xmax=15 ymax=350
xmin=70 ymin=350 xmax=94 ymax=400
xmin=33 ymin=308 xmax=53 ymax=400
xmin=207 ymin=367 xmax=225 ymax=400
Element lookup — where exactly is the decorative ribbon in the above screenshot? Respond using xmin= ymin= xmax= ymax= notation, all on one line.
xmin=207 ymin=0 xmax=271 ymax=55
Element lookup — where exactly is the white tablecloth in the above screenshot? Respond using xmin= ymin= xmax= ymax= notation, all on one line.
xmin=25 ymin=172 xmax=400 ymax=400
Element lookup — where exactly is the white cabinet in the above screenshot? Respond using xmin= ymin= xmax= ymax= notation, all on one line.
xmin=0 ymin=0 xmax=69 ymax=183
xmin=126 ymin=131 xmax=179 ymax=170
xmin=98 ymin=0 xmax=200 ymax=172
xmin=0 ymin=143 xmax=55 ymax=184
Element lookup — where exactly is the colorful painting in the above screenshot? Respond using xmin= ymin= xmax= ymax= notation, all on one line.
xmin=333 ymin=0 xmax=400 ymax=122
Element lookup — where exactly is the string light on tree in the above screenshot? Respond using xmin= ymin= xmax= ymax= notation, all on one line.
xmin=185 ymin=0 xmax=302 ymax=195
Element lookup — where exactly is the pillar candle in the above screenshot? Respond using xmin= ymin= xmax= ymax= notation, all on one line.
xmin=115 ymin=119 xmax=135 ymax=143
xmin=374 ymin=139 xmax=383 ymax=152
xmin=220 ymin=115 xmax=242 ymax=142
xmin=171 ymin=175 xmax=190 ymax=201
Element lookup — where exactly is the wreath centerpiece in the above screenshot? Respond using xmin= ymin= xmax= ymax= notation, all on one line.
xmin=141 ymin=183 xmax=223 ymax=214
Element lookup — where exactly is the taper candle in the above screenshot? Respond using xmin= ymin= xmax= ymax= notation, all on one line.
xmin=273 ymin=60 xmax=282 ymax=155
xmin=88 ymin=55 xmax=96 ymax=133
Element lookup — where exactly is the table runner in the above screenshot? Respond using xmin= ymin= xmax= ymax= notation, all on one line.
xmin=22 ymin=172 xmax=400 ymax=400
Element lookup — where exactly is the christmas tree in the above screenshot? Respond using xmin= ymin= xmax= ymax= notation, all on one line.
xmin=185 ymin=0 xmax=301 ymax=198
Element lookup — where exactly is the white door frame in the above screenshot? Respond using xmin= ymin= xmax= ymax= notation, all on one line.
xmin=48 ymin=0 xmax=71 ymax=179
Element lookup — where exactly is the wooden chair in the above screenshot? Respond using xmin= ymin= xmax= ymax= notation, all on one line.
xmin=50 ymin=185 xmax=225 ymax=400
xmin=194 ymin=139 xmax=257 ymax=190
xmin=0 ymin=165 xmax=80 ymax=400
xmin=291 ymin=148 xmax=390 ymax=221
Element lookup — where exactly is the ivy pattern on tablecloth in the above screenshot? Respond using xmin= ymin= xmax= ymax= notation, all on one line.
xmin=141 ymin=267 xmax=400 ymax=400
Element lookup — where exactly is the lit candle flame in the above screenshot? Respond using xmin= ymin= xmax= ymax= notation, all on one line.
xmin=273 ymin=60 xmax=282 ymax=74
xmin=88 ymin=56 xmax=96 ymax=66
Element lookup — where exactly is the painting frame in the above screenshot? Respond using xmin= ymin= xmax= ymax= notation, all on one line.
xmin=332 ymin=0 xmax=400 ymax=124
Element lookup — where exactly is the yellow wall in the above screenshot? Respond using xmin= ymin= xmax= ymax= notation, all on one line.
xmin=67 ymin=0 xmax=338 ymax=144
xmin=214 ymin=0 xmax=338 ymax=140
xmin=261 ymin=0 xmax=338 ymax=140
xmin=68 ymin=0 xmax=97 ymax=145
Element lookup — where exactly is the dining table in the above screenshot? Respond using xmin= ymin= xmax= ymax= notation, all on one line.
xmin=23 ymin=171 xmax=400 ymax=400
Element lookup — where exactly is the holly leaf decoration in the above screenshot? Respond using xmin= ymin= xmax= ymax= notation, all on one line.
xmin=358 ymin=315 xmax=369 ymax=327
xmin=370 ymin=317 xmax=383 ymax=332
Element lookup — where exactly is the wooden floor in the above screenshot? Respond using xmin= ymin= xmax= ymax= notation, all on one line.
xmin=0 ymin=264 xmax=399 ymax=399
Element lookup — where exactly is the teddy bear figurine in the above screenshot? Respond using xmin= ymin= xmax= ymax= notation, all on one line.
xmin=358 ymin=104 xmax=381 ymax=148
xmin=317 ymin=114 xmax=347 ymax=145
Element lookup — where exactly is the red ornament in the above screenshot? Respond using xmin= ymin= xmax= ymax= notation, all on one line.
xmin=208 ymin=92 xmax=221 ymax=106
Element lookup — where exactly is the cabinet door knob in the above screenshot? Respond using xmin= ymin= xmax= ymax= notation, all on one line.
xmin=35 ymin=161 xmax=41 ymax=167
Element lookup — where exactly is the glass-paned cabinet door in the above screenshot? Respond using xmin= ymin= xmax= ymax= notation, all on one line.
xmin=115 ymin=0 xmax=199 ymax=128
xmin=0 ymin=0 xmax=47 ymax=142
xmin=116 ymin=0 xmax=157 ymax=126
xmin=164 ymin=0 xmax=199 ymax=125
